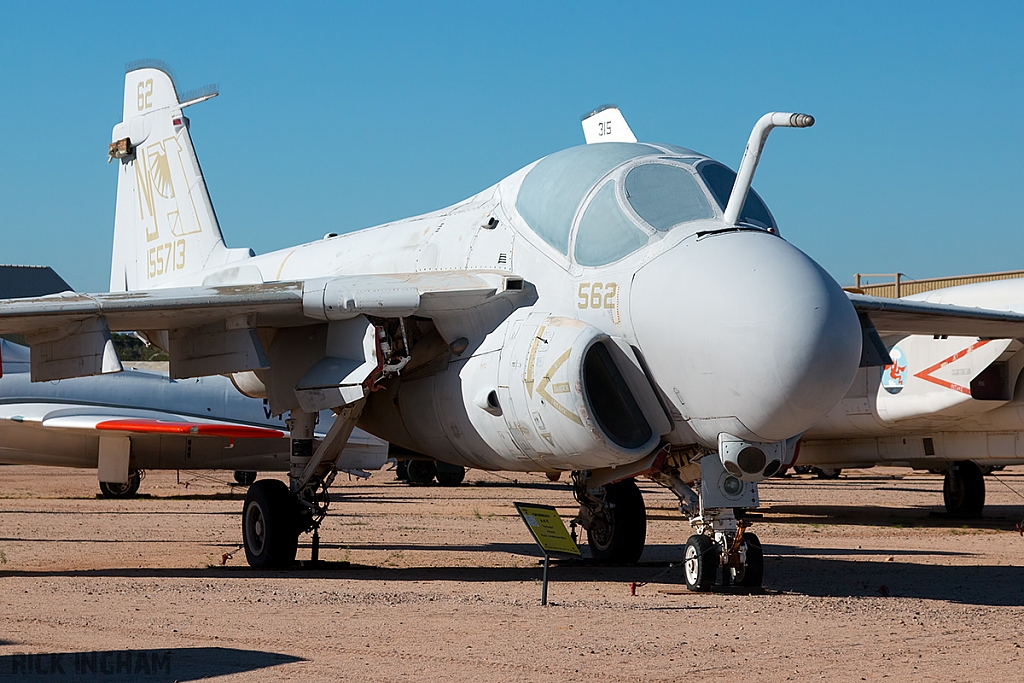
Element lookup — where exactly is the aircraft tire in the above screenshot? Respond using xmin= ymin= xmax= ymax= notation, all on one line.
xmin=234 ymin=470 xmax=257 ymax=486
xmin=242 ymin=479 xmax=299 ymax=568
xmin=406 ymin=459 xmax=437 ymax=485
xmin=435 ymin=463 xmax=466 ymax=487
xmin=587 ymin=478 xmax=646 ymax=564
xmin=943 ymin=461 xmax=985 ymax=518
xmin=99 ymin=469 xmax=142 ymax=499
xmin=814 ymin=467 xmax=842 ymax=479
xmin=734 ymin=532 xmax=764 ymax=588
xmin=684 ymin=534 xmax=716 ymax=591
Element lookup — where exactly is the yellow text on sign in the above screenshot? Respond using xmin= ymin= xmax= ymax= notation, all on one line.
xmin=514 ymin=503 xmax=581 ymax=556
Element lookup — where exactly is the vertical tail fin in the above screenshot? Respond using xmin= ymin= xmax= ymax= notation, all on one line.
xmin=109 ymin=61 xmax=245 ymax=291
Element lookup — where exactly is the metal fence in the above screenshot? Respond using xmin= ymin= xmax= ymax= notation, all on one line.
xmin=846 ymin=270 xmax=1024 ymax=299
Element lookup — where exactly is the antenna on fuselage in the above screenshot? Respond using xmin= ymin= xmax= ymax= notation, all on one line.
xmin=723 ymin=112 xmax=814 ymax=227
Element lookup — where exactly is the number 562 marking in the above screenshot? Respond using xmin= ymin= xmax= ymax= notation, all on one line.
xmin=577 ymin=282 xmax=618 ymax=309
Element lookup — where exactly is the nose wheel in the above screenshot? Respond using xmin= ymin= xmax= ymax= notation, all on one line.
xmin=683 ymin=525 xmax=763 ymax=592
xmin=683 ymin=534 xmax=716 ymax=590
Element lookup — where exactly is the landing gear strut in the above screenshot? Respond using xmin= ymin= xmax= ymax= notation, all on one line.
xmin=572 ymin=474 xmax=647 ymax=564
xmin=240 ymin=402 xmax=365 ymax=568
xmin=944 ymin=460 xmax=985 ymax=517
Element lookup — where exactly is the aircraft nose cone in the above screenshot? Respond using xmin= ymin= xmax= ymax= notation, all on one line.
xmin=631 ymin=231 xmax=861 ymax=444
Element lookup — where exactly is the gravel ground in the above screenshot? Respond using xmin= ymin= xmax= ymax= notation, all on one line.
xmin=1 ymin=464 xmax=1023 ymax=682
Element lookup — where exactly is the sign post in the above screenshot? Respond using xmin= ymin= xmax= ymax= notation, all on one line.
xmin=514 ymin=502 xmax=581 ymax=605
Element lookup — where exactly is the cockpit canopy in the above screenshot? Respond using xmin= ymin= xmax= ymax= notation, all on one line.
xmin=515 ymin=142 xmax=776 ymax=267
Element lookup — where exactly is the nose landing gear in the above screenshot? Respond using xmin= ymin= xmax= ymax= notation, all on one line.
xmin=683 ymin=516 xmax=764 ymax=592
xmin=648 ymin=448 xmax=765 ymax=591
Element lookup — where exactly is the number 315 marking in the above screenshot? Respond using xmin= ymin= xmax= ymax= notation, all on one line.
xmin=577 ymin=282 xmax=618 ymax=309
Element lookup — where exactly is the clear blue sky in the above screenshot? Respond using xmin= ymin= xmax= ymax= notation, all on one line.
xmin=1 ymin=2 xmax=1021 ymax=292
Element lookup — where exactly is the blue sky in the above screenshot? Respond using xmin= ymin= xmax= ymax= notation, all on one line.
xmin=1 ymin=2 xmax=1022 ymax=291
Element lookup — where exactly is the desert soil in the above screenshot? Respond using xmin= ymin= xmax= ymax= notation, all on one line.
xmin=1 ymin=463 xmax=1023 ymax=682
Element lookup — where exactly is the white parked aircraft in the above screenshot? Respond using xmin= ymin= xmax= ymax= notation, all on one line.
xmin=4 ymin=63 xmax=1024 ymax=587
xmin=798 ymin=278 xmax=1024 ymax=517
xmin=0 ymin=338 xmax=387 ymax=497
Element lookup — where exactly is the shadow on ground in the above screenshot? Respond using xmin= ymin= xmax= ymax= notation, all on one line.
xmin=766 ymin=550 xmax=1024 ymax=606
xmin=762 ymin=503 xmax=1024 ymax=529
xmin=3 ymin=543 xmax=1023 ymax=606
xmin=0 ymin=647 xmax=302 ymax=682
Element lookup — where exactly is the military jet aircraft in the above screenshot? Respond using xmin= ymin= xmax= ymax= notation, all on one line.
xmin=0 ymin=338 xmax=387 ymax=497
xmin=4 ymin=63 xmax=1024 ymax=588
xmin=797 ymin=278 xmax=1024 ymax=517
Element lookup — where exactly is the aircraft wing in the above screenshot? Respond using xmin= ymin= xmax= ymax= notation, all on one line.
xmin=0 ymin=272 xmax=509 ymax=334
xmin=848 ymin=293 xmax=1024 ymax=337
xmin=0 ymin=403 xmax=284 ymax=438
xmin=0 ymin=272 xmax=517 ymax=384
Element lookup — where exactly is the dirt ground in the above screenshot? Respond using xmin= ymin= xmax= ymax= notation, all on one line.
xmin=1 ymin=464 xmax=1023 ymax=682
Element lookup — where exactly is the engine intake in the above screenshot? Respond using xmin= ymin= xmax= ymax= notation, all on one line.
xmin=492 ymin=313 xmax=671 ymax=470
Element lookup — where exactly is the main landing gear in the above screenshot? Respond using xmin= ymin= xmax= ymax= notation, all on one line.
xmin=99 ymin=469 xmax=143 ymax=498
xmin=943 ymin=460 xmax=985 ymax=518
xmin=397 ymin=459 xmax=467 ymax=486
xmin=241 ymin=402 xmax=364 ymax=568
xmin=572 ymin=475 xmax=647 ymax=564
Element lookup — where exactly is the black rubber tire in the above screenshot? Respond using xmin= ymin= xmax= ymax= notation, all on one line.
xmin=395 ymin=459 xmax=409 ymax=481
xmin=943 ymin=461 xmax=985 ymax=517
xmin=587 ymin=478 xmax=647 ymax=564
xmin=234 ymin=470 xmax=257 ymax=486
xmin=435 ymin=463 xmax=466 ymax=487
xmin=735 ymin=532 xmax=764 ymax=588
xmin=99 ymin=469 xmax=142 ymax=499
xmin=814 ymin=467 xmax=842 ymax=480
xmin=406 ymin=459 xmax=437 ymax=485
xmin=684 ymin=534 xmax=717 ymax=592
xmin=242 ymin=479 xmax=299 ymax=568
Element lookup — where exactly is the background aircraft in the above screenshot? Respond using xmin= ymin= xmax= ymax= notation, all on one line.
xmin=3 ymin=64 xmax=1024 ymax=589
xmin=0 ymin=338 xmax=387 ymax=496
xmin=798 ymin=277 xmax=1024 ymax=517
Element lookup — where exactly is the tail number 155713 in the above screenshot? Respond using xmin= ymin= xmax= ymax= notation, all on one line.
xmin=147 ymin=239 xmax=186 ymax=278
